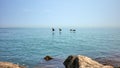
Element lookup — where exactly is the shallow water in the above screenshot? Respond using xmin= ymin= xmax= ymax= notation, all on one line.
xmin=0 ymin=28 xmax=120 ymax=68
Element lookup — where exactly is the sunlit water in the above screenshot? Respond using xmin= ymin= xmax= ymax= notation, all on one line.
xmin=0 ymin=28 xmax=120 ymax=68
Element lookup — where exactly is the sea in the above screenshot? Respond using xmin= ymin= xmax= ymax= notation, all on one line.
xmin=0 ymin=28 xmax=120 ymax=68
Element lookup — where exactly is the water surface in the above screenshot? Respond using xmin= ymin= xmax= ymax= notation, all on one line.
xmin=0 ymin=28 xmax=120 ymax=68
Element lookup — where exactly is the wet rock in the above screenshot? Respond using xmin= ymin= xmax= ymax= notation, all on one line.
xmin=0 ymin=62 xmax=25 ymax=68
xmin=70 ymin=29 xmax=72 ymax=31
xmin=73 ymin=29 xmax=76 ymax=31
xmin=34 ymin=58 xmax=65 ymax=68
xmin=44 ymin=55 xmax=53 ymax=61
xmin=59 ymin=28 xmax=62 ymax=31
xmin=95 ymin=57 xmax=120 ymax=68
xmin=64 ymin=55 xmax=113 ymax=68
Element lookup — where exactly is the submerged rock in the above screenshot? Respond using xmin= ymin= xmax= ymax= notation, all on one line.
xmin=70 ymin=29 xmax=72 ymax=31
xmin=95 ymin=57 xmax=120 ymax=68
xmin=73 ymin=29 xmax=76 ymax=31
xmin=34 ymin=58 xmax=65 ymax=68
xmin=0 ymin=62 xmax=25 ymax=68
xmin=44 ymin=55 xmax=53 ymax=61
xmin=64 ymin=55 xmax=113 ymax=68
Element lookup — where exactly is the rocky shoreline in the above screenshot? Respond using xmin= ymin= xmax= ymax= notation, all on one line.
xmin=0 ymin=62 xmax=25 ymax=68
xmin=0 ymin=55 xmax=120 ymax=68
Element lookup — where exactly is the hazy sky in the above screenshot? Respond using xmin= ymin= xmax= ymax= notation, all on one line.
xmin=0 ymin=0 xmax=120 ymax=28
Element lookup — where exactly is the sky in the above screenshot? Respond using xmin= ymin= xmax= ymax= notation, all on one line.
xmin=0 ymin=0 xmax=120 ymax=28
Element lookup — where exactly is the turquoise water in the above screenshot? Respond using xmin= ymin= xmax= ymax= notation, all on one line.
xmin=0 ymin=28 xmax=120 ymax=68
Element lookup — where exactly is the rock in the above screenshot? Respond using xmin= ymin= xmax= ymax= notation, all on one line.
xmin=73 ymin=29 xmax=76 ymax=31
xmin=0 ymin=62 xmax=25 ymax=68
xmin=64 ymin=55 xmax=113 ymax=68
xmin=34 ymin=58 xmax=65 ymax=68
xmin=44 ymin=55 xmax=53 ymax=61
xmin=95 ymin=57 xmax=120 ymax=68
xmin=70 ymin=29 xmax=72 ymax=31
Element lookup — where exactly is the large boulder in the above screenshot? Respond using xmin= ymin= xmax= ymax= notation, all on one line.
xmin=0 ymin=62 xmax=25 ymax=68
xmin=64 ymin=55 xmax=113 ymax=68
